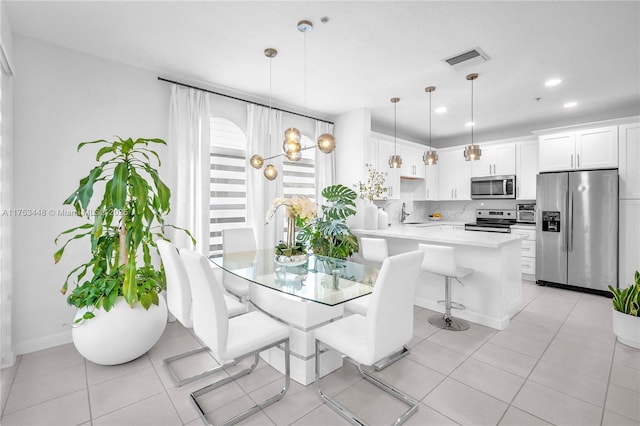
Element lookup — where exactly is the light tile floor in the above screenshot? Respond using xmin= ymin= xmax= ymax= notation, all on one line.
xmin=1 ymin=281 xmax=639 ymax=426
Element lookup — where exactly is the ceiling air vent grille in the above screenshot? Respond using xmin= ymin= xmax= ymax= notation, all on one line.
xmin=444 ymin=47 xmax=490 ymax=71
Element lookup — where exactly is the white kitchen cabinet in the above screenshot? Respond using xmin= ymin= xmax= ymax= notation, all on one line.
xmin=399 ymin=144 xmax=426 ymax=179
xmin=538 ymin=126 xmax=618 ymax=172
xmin=471 ymin=143 xmax=516 ymax=177
xmin=619 ymin=122 xmax=640 ymax=200
xmin=438 ymin=150 xmax=471 ymax=200
xmin=516 ymin=139 xmax=539 ymax=200
xmin=424 ymin=162 xmax=438 ymax=200
xmin=619 ymin=199 xmax=640 ymax=289
xmin=369 ymin=134 xmax=400 ymax=199
xmin=511 ymin=226 xmax=536 ymax=280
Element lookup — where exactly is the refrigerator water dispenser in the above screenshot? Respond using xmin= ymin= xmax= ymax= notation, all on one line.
xmin=542 ymin=211 xmax=561 ymax=232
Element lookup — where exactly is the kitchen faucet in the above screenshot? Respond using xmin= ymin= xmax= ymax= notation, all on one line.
xmin=401 ymin=202 xmax=410 ymax=223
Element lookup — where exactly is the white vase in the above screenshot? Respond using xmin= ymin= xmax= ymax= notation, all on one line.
xmin=72 ymin=296 xmax=168 ymax=365
xmin=363 ymin=201 xmax=378 ymax=230
xmin=378 ymin=208 xmax=389 ymax=229
xmin=612 ymin=309 xmax=640 ymax=349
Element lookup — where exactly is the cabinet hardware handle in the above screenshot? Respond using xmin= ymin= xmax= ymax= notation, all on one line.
xmin=451 ymin=189 xmax=454 ymax=199
xmin=577 ymin=154 xmax=580 ymax=168
xmin=489 ymin=165 xmax=492 ymax=175
xmin=571 ymin=154 xmax=574 ymax=168
xmin=427 ymin=189 xmax=429 ymax=198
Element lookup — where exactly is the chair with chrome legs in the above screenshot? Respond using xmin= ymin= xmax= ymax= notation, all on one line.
xmin=343 ymin=237 xmax=408 ymax=371
xmin=156 ymin=240 xmax=247 ymax=387
xmin=315 ymin=250 xmax=424 ymax=425
xmin=180 ymin=249 xmax=290 ymax=426
xmin=418 ymin=243 xmax=473 ymax=331
xmin=221 ymin=227 xmax=257 ymax=302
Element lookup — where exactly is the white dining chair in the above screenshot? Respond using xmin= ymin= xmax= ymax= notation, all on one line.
xmin=180 ymin=249 xmax=290 ymax=426
xmin=156 ymin=240 xmax=247 ymax=386
xmin=343 ymin=238 xmax=408 ymax=371
xmin=314 ymin=250 xmax=424 ymax=425
xmin=221 ymin=227 xmax=257 ymax=301
xmin=419 ymin=243 xmax=473 ymax=331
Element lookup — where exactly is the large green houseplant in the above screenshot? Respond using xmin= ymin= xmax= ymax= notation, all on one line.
xmin=297 ymin=184 xmax=359 ymax=260
xmin=54 ymin=136 xmax=192 ymax=364
xmin=609 ymin=271 xmax=640 ymax=349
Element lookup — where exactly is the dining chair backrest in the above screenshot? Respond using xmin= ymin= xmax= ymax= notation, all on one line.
xmin=180 ymin=249 xmax=229 ymax=361
xmin=156 ymin=240 xmax=193 ymax=328
xmin=360 ymin=237 xmax=389 ymax=265
xmin=222 ymin=227 xmax=257 ymax=254
xmin=418 ymin=244 xmax=457 ymax=277
xmin=366 ymin=250 xmax=424 ymax=362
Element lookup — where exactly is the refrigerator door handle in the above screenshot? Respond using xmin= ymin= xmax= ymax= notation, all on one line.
xmin=561 ymin=190 xmax=568 ymax=252
xmin=568 ymin=190 xmax=574 ymax=252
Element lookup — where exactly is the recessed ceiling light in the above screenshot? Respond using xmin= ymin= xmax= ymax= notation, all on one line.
xmin=564 ymin=101 xmax=577 ymax=108
xmin=465 ymin=121 xmax=475 ymax=127
xmin=435 ymin=106 xmax=447 ymax=113
xmin=545 ymin=78 xmax=562 ymax=87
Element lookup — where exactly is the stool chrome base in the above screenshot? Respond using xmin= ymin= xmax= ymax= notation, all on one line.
xmin=429 ymin=314 xmax=469 ymax=331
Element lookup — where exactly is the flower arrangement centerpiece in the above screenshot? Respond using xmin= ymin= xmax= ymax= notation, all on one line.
xmin=355 ymin=163 xmax=387 ymax=201
xmin=266 ymin=196 xmax=317 ymax=265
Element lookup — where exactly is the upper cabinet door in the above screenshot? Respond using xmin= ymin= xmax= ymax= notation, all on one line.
xmin=619 ymin=123 xmax=640 ymax=200
xmin=516 ymin=140 xmax=539 ymax=200
xmin=494 ymin=144 xmax=516 ymax=175
xmin=424 ymin=162 xmax=439 ymax=200
xmin=539 ymin=132 xmax=575 ymax=172
xmin=575 ymin=126 xmax=618 ymax=170
xmin=470 ymin=148 xmax=494 ymax=177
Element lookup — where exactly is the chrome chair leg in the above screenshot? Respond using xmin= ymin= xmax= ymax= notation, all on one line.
xmin=429 ymin=276 xmax=470 ymax=331
xmin=163 ymin=347 xmax=238 ymax=387
xmin=373 ymin=345 xmax=410 ymax=371
xmin=190 ymin=338 xmax=290 ymax=426
xmin=315 ymin=340 xmax=418 ymax=426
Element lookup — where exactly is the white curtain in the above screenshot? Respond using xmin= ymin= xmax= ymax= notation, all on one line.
xmin=247 ymin=104 xmax=282 ymax=249
xmin=315 ymin=121 xmax=336 ymax=204
xmin=167 ymin=84 xmax=210 ymax=254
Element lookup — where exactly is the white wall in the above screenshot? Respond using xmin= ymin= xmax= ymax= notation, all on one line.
xmin=12 ymin=36 xmax=170 ymax=355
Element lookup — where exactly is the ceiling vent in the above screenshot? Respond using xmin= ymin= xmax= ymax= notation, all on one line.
xmin=443 ymin=47 xmax=490 ymax=71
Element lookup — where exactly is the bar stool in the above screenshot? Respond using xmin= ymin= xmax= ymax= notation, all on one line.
xmin=418 ymin=243 xmax=473 ymax=331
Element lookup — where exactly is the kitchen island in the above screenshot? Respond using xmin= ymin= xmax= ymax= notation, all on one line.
xmin=353 ymin=224 xmax=524 ymax=330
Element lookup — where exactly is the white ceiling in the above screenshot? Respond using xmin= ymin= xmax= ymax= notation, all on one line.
xmin=6 ymin=1 xmax=640 ymax=147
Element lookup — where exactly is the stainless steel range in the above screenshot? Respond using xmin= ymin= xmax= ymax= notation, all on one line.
xmin=464 ymin=209 xmax=516 ymax=233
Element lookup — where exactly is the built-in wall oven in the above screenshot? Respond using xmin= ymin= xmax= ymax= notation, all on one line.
xmin=471 ymin=175 xmax=516 ymax=199
xmin=465 ymin=209 xmax=516 ymax=233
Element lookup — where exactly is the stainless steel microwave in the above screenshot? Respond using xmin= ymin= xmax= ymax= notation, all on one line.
xmin=471 ymin=175 xmax=516 ymax=199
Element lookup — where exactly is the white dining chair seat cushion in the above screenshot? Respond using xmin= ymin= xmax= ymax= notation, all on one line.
xmin=315 ymin=314 xmax=371 ymax=364
xmin=223 ymin=294 xmax=247 ymax=318
xmin=221 ymin=273 xmax=251 ymax=298
xmin=343 ymin=295 xmax=370 ymax=316
xmin=360 ymin=237 xmax=389 ymax=264
xmin=224 ymin=311 xmax=289 ymax=360
xmin=419 ymin=243 xmax=472 ymax=278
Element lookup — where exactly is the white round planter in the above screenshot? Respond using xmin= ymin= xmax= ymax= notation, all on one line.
xmin=72 ymin=296 xmax=168 ymax=365
xmin=612 ymin=309 xmax=640 ymax=349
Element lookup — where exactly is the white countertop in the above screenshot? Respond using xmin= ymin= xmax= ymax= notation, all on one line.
xmin=353 ymin=224 xmax=524 ymax=249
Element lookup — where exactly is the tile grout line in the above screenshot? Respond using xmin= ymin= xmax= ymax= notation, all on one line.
xmin=0 ymin=354 xmax=22 ymax=420
xmin=83 ymin=358 xmax=94 ymax=426
xmin=600 ymin=341 xmax=617 ymax=426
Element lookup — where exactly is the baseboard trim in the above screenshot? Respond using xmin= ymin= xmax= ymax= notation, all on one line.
xmin=14 ymin=330 xmax=73 ymax=356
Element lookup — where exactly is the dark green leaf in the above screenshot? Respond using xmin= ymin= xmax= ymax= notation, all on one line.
xmin=110 ymin=162 xmax=129 ymax=210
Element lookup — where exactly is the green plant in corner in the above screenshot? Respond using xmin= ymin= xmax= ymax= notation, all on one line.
xmin=609 ymin=271 xmax=640 ymax=316
xmin=297 ymin=184 xmax=359 ymax=260
xmin=54 ymin=137 xmax=194 ymax=322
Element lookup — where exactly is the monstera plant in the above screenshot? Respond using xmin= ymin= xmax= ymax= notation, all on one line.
xmin=297 ymin=184 xmax=359 ymax=260
xmin=54 ymin=136 xmax=193 ymax=365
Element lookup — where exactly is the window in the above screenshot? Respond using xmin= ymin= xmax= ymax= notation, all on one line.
xmin=282 ymin=135 xmax=316 ymax=241
xmin=209 ymin=117 xmax=247 ymax=255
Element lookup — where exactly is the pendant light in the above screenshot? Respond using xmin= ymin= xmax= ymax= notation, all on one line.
xmin=388 ymin=97 xmax=402 ymax=168
xmin=423 ymin=86 xmax=438 ymax=165
xmin=463 ymin=73 xmax=482 ymax=161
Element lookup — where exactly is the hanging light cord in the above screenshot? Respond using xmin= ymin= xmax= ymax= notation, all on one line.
xmin=470 ymin=77 xmax=474 ymax=145
xmin=428 ymin=90 xmax=432 ymax=150
xmin=303 ymin=28 xmax=307 ymax=112
xmin=268 ymin=55 xmax=273 ymax=151
xmin=394 ymin=101 xmax=397 ymax=155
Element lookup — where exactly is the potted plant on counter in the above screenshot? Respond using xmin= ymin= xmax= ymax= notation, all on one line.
xmin=54 ymin=136 xmax=193 ymax=365
xmin=354 ymin=163 xmax=387 ymax=230
xmin=609 ymin=271 xmax=640 ymax=349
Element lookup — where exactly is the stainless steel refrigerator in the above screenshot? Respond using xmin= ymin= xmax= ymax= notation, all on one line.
xmin=536 ymin=169 xmax=618 ymax=293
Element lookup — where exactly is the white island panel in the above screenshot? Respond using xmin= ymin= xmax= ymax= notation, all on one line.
xmin=353 ymin=226 xmax=523 ymax=330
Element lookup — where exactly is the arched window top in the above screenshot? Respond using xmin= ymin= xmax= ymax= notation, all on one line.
xmin=210 ymin=116 xmax=246 ymax=150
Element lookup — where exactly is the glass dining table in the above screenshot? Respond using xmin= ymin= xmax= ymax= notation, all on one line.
xmin=209 ymin=248 xmax=380 ymax=306
xmin=209 ymin=248 xmax=380 ymax=385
